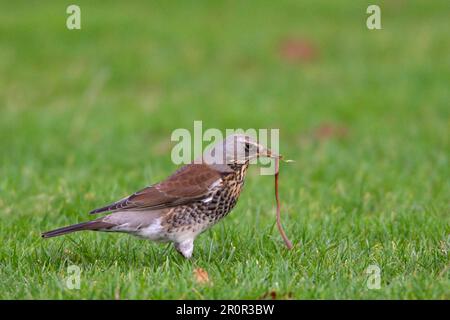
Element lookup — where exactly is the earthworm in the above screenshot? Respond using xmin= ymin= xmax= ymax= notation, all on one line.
xmin=275 ymin=157 xmax=293 ymax=250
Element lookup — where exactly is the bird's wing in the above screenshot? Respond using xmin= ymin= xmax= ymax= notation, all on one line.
xmin=90 ymin=164 xmax=224 ymax=214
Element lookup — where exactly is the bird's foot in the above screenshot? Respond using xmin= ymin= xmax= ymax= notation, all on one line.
xmin=174 ymin=239 xmax=194 ymax=259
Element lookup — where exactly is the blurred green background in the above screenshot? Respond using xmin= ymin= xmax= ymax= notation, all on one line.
xmin=0 ymin=1 xmax=448 ymax=299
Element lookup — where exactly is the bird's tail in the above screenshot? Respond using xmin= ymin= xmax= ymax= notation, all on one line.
xmin=41 ymin=220 xmax=111 ymax=238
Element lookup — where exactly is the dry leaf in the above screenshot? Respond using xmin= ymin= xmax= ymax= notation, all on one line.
xmin=259 ymin=290 xmax=294 ymax=300
xmin=279 ymin=38 xmax=318 ymax=63
xmin=193 ymin=268 xmax=211 ymax=285
xmin=313 ymin=123 xmax=349 ymax=141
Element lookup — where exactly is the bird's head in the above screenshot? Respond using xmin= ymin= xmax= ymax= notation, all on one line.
xmin=203 ymin=134 xmax=279 ymax=165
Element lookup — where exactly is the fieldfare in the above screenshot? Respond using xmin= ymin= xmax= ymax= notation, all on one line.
xmin=42 ymin=134 xmax=279 ymax=258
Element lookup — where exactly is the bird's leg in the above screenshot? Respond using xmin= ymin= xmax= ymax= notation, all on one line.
xmin=174 ymin=239 xmax=194 ymax=259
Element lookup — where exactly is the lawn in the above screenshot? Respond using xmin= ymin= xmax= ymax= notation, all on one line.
xmin=0 ymin=0 xmax=448 ymax=299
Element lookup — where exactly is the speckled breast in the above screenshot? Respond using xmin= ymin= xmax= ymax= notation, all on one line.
xmin=163 ymin=162 xmax=249 ymax=236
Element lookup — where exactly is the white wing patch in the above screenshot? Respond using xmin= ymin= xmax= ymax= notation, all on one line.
xmin=202 ymin=196 xmax=213 ymax=203
xmin=202 ymin=179 xmax=222 ymax=203
xmin=209 ymin=178 xmax=222 ymax=190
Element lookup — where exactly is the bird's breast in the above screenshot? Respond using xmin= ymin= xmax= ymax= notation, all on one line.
xmin=160 ymin=163 xmax=249 ymax=239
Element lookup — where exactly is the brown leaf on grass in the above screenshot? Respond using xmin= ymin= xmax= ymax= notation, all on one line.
xmin=265 ymin=291 xmax=277 ymax=300
xmin=313 ymin=123 xmax=349 ymax=141
xmin=193 ymin=268 xmax=211 ymax=285
xmin=259 ymin=290 xmax=294 ymax=300
xmin=297 ymin=123 xmax=349 ymax=148
xmin=279 ymin=38 xmax=318 ymax=63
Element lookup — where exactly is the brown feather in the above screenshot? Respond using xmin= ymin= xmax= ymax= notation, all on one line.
xmin=90 ymin=164 xmax=223 ymax=214
xmin=41 ymin=220 xmax=113 ymax=238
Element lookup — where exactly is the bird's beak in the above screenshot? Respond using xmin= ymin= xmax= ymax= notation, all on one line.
xmin=258 ymin=145 xmax=282 ymax=159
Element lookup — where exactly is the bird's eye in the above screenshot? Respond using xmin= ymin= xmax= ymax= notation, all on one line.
xmin=244 ymin=143 xmax=251 ymax=156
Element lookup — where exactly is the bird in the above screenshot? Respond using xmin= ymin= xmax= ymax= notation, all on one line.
xmin=42 ymin=134 xmax=279 ymax=258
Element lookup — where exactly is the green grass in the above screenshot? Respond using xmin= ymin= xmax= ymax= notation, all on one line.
xmin=0 ymin=0 xmax=449 ymax=299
